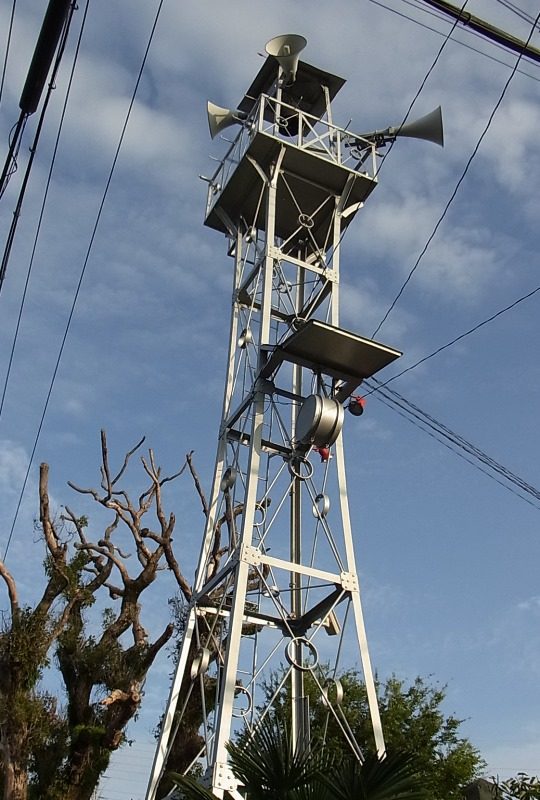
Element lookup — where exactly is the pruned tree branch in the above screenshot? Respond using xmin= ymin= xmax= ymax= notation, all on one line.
xmin=0 ymin=560 xmax=18 ymax=615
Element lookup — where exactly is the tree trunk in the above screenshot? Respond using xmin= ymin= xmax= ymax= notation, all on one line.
xmin=1 ymin=737 xmax=29 ymax=800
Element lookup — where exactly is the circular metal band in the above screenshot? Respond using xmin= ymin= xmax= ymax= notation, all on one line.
xmin=232 ymin=685 xmax=253 ymax=717
xmin=190 ymin=647 xmax=211 ymax=680
xmin=287 ymin=456 xmax=314 ymax=481
xmin=312 ymin=493 xmax=330 ymax=518
xmin=285 ymin=637 xmax=319 ymax=671
xmin=298 ymin=213 xmax=314 ymax=229
xmin=322 ymin=678 xmax=344 ymax=708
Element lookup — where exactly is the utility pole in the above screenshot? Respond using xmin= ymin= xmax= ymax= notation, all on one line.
xmin=145 ymin=33 xmax=443 ymax=800
xmin=417 ymin=0 xmax=540 ymax=63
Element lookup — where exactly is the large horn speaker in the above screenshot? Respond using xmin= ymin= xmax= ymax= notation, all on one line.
xmin=265 ymin=33 xmax=307 ymax=85
xmin=207 ymin=101 xmax=245 ymax=140
xmin=389 ymin=106 xmax=444 ymax=146
xmin=358 ymin=106 xmax=444 ymax=147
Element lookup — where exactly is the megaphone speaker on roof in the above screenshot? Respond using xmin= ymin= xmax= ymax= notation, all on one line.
xmin=206 ymin=101 xmax=246 ymax=140
xmin=265 ymin=34 xmax=307 ymax=85
xmin=388 ymin=106 xmax=444 ymax=147
xmin=358 ymin=106 xmax=444 ymax=147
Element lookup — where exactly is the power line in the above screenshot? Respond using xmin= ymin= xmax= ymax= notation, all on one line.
xmin=2 ymin=0 xmax=167 ymax=562
xmin=0 ymin=0 xmax=90 ymax=420
xmin=367 ymin=379 xmax=540 ymax=509
xmin=371 ymin=9 xmax=540 ymax=337
xmin=0 ymin=0 xmax=17 ymax=109
xmin=416 ymin=0 xmax=540 ymax=62
xmin=494 ymin=0 xmax=540 ymax=28
xmin=0 ymin=1 xmax=77 ymax=294
xmin=373 ymin=0 xmax=468 ymax=179
xmin=369 ymin=0 xmax=540 ymax=81
xmin=369 ymin=283 xmax=540 ymax=390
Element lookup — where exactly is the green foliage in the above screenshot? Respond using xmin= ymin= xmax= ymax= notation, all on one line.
xmin=0 ymin=606 xmax=51 ymax=689
xmin=497 ymin=774 xmax=540 ymax=800
xmin=171 ymin=715 xmax=427 ymax=800
xmin=260 ymin=669 xmax=484 ymax=800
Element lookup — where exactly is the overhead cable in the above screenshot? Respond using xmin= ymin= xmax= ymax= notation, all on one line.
xmin=0 ymin=0 xmax=73 ymax=200
xmin=0 ymin=0 xmax=91 ymax=420
xmin=416 ymin=0 xmax=540 ymax=63
xmin=370 ymin=380 xmax=540 ymax=510
xmin=371 ymin=0 xmax=540 ymax=81
xmin=494 ymin=0 xmax=540 ymax=28
xmin=0 ymin=1 xmax=77 ymax=295
xmin=371 ymin=9 xmax=540 ymax=337
xmin=370 ymin=283 xmax=540 ymax=390
xmin=2 ymin=0 xmax=167 ymax=562
xmin=0 ymin=0 xmax=17 ymax=110
xmin=374 ymin=0 xmax=468 ymax=179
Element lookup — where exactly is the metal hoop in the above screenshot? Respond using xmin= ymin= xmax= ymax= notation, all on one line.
xmin=312 ymin=493 xmax=330 ymax=518
xmin=190 ymin=647 xmax=211 ymax=680
xmin=291 ymin=316 xmax=306 ymax=330
xmin=322 ymin=677 xmax=344 ymax=708
xmin=232 ymin=685 xmax=252 ymax=717
xmin=253 ymin=502 xmax=267 ymax=527
xmin=298 ymin=213 xmax=314 ymax=229
xmin=238 ymin=328 xmax=253 ymax=349
xmin=287 ymin=456 xmax=314 ymax=481
xmin=285 ymin=637 xmax=318 ymax=671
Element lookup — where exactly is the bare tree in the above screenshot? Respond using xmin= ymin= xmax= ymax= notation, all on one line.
xmin=0 ymin=432 xmax=193 ymax=800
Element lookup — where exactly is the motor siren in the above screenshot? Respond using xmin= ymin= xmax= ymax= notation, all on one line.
xmin=206 ymin=100 xmax=247 ymax=139
xmin=359 ymin=106 xmax=444 ymax=147
xmin=265 ymin=33 xmax=307 ymax=85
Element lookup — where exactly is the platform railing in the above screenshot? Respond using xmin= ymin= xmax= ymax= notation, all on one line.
xmin=205 ymin=94 xmax=378 ymax=220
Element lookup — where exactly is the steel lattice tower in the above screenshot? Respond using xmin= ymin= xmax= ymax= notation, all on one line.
xmin=146 ymin=35 xmax=407 ymax=800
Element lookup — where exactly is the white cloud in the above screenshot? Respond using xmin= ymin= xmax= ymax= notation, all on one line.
xmin=0 ymin=440 xmax=29 ymax=496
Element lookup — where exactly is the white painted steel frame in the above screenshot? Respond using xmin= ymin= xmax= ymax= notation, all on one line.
xmin=145 ymin=76 xmax=392 ymax=800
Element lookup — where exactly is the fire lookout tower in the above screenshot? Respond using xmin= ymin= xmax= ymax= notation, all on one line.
xmin=146 ymin=33 xmax=443 ymax=800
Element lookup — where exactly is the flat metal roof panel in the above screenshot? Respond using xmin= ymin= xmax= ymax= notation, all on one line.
xmin=260 ymin=320 xmax=402 ymax=381
xmin=205 ymin=132 xmax=377 ymax=252
xmin=238 ymin=57 xmax=346 ymax=119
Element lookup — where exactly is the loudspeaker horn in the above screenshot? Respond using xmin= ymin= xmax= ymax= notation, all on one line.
xmin=265 ymin=34 xmax=307 ymax=85
xmin=207 ymin=101 xmax=246 ymax=139
xmin=388 ymin=106 xmax=444 ymax=146
xmin=359 ymin=106 xmax=444 ymax=147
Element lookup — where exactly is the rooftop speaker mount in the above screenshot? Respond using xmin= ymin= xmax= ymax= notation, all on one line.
xmin=265 ymin=34 xmax=307 ymax=85
xmin=207 ymin=101 xmax=246 ymax=139
xmin=359 ymin=106 xmax=444 ymax=147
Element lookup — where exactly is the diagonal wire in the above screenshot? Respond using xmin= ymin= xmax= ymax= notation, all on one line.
xmin=368 ymin=283 xmax=540 ymax=391
xmin=371 ymin=9 xmax=540 ymax=337
xmin=2 ymin=0 xmax=167 ymax=562
xmin=371 ymin=0 xmax=540 ymax=81
xmin=371 ymin=383 xmax=540 ymax=510
xmin=0 ymin=0 xmax=91 ymax=419
xmin=374 ymin=0 xmax=468 ymax=179
xmin=0 ymin=0 xmax=17 ymax=109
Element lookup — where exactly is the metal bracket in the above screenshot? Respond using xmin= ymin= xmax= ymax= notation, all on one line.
xmin=240 ymin=544 xmax=262 ymax=566
xmin=214 ymin=762 xmax=237 ymax=792
xmin=340 ymin=571 xmax=359 ymax=592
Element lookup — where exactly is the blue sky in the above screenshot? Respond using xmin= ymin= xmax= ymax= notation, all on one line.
xmin=1 ymin=1 xmax=539 ymax=798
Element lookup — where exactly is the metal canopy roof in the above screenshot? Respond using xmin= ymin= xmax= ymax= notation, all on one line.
xmin=238 ymin=57 xmax=346 ymax=119
xmin=259 ymin=319 xmax=402 ymax=382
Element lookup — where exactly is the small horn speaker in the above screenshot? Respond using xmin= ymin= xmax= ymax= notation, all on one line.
xmin=265 ymin=33 xmax=307 ymax=85
xmin=207 ymin=101 xmax=245 ymax=139
xmin=389 ymin=106 xmax=444 ymax=147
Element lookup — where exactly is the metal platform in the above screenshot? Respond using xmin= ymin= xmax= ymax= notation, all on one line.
xmin=205 ymin=129 xmax=377 ymax=253
xmin=260 ymin=319 xmax=402 ymax=382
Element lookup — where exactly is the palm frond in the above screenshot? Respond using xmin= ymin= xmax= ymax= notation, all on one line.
xmin=323 ymin=751 xmax=428 ymax=800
